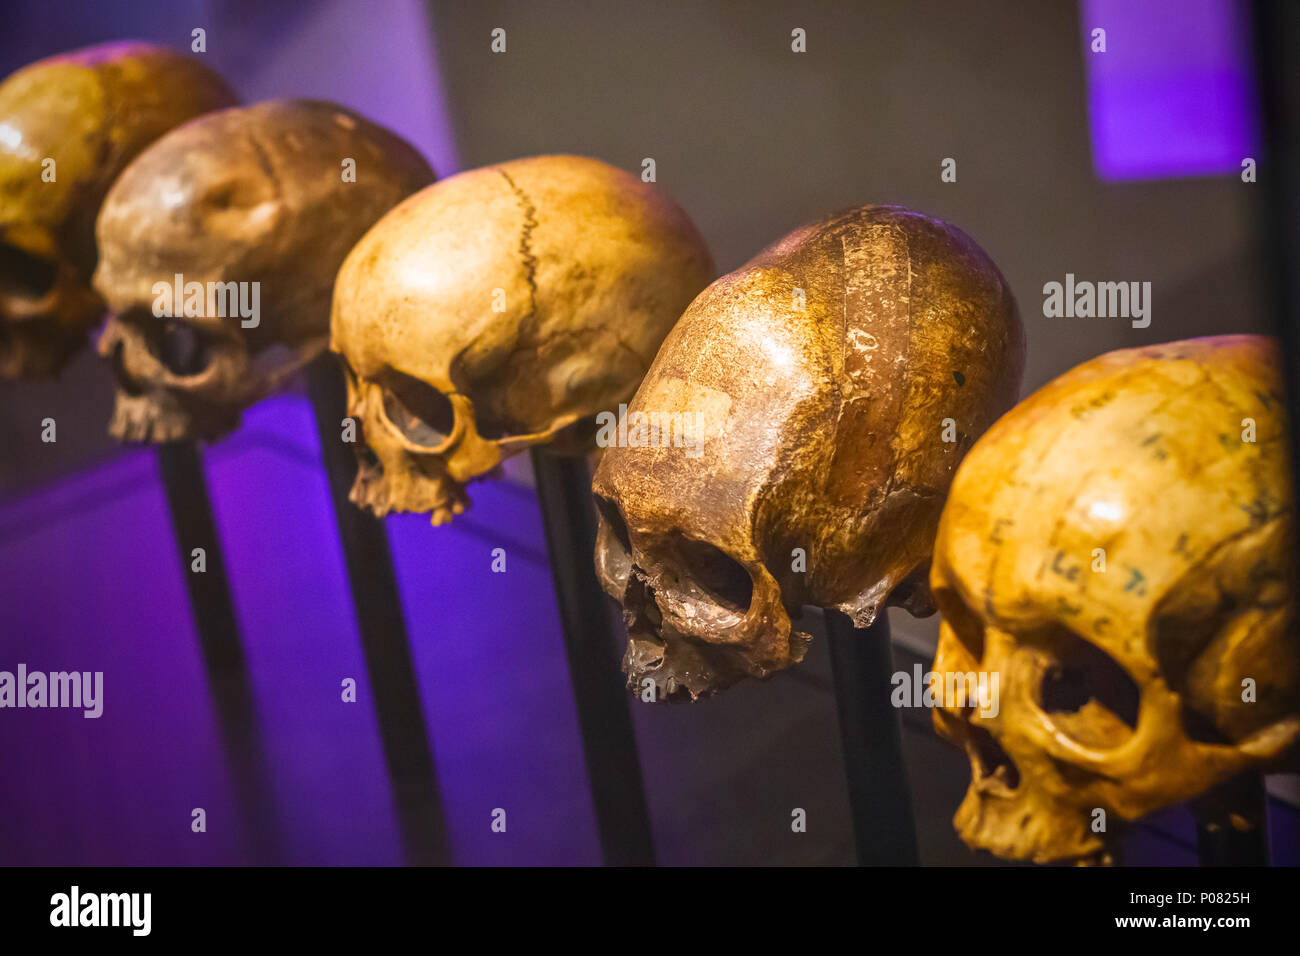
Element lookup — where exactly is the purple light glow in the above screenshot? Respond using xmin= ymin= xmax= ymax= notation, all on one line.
xmin=209 ymin=395 xmax=602 ymax=866
xmin=1081 ymin=0 xmax=1259 ymax=181
xmin=0 ymin=449 xmax=242 ymax=865
xmin=0 ymin=394 xmax=603 ymax=865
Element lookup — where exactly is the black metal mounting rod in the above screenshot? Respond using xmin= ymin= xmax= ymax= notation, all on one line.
xmin=305 ymin=357 xmax=450 ymax=866
xmin=824 ymin=609 xmax=920 ymax=865
xmin=1193 ymin=774 xmax=1270 ymax=867
xmin=155 ymin=440 xmax=281 ymax=865
xmin=529 ymin=447 xmax=656 ymax=866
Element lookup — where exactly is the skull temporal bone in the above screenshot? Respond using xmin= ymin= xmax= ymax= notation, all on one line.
xmin=592 ymin=205 xmax=1025 ymax=700
xmin=931 ymin=334 xmax=1300 ymax=864
xmin=93 ymin=99 xmax=433 ymax=442
xmin=0 ymin=41 xmax=237 ymax=378
xmin=329 ymin=154 xmax=714 ymax=526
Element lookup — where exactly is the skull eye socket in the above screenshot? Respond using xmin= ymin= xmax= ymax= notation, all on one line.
xmin=0 ymin=242 xmax=58 ymax=301
xmin=376 ymin=368 xmax=455 ymax=448
xmin=356 ymin=438 xmax=382 ymax=474
xmin=667 ymin=534 xmax=753 ymax=615
xmin=1038 ymin=625 xmax=1139 ymax=737
xmin=594 ymin=496 xmax=635 ymax=591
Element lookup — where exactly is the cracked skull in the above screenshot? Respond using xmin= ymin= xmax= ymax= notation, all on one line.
xmin=931 ymin=335 xmax=1300 ymax=864
xmin=0 ymin=41 xmax=236 ymax=378
xmin=330 ymin=154 xmax=714 ymax=525
xmin=93 ymin=99 xmax=432 ymax=442
xmin=592 ymin=205 xmax=1025 ymax=700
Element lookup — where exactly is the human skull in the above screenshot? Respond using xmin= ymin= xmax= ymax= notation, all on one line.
xmin=931 ymin=335 xmax=1300 ymax=864
xmin=592 ymin=205 xmax=1024 ymax=700
xmin=330 ymin=154 xmax=713 ymax=525
xmin=0 ymin=41 xmax=236 ymax=378
xmin=94 ymin=99 xmax=432 ymax=442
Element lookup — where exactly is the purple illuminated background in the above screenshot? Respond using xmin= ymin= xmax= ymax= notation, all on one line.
xmin=1081 ymin=0 xmax=1259 ymax=181
xmin=0 ymin=393 xmax=604 ymax=865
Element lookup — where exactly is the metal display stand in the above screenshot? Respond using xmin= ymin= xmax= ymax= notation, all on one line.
xmin=1193 ymin=775 xmax=1270 ymax=867
xmin=305 ymin=357 xmax=450 ymax=866
xmin=529 ymin=447 xmax=656 ymax=866
xmin=824 ymin=610 xmax=920 ymax=865
xmin=155 ymin=440 xmax=281 ymax=865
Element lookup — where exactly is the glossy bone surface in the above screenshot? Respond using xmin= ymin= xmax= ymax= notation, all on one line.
xmin=330 ymin=154 xmax=713 ymax=525
xmin=94 ymin=99 xmax=432 ymax=441
xmin=931 ymin=335 xmax=1299 ymax=863
xmin=593 ymin=205 xmax=1024 ymax=699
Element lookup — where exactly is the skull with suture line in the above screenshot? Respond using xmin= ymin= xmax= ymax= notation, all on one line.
xmin=93 ymin=99 xmax=433 ymax=442
xmin=592 ymin=205 xmax=1025 ymax=700
xmin=0 ymin=41 xmax=237 ymax=378
xmin=931 ymin=335 xmax=1300 ymax=864
xmin=330 ymin=154 xmax=714 ymax=526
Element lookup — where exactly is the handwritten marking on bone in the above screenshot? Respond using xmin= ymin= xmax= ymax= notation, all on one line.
xmin=1123 ymin=566 xmax=1147 ymax=595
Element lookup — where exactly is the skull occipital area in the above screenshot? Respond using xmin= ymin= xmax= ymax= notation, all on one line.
xmin=329 ymin=154 xmax=714 ymax=526
xmin=592 ymin=205 xmax=1025 ymax=700
xmin=0 ymin=41 xmax=237 ymax=378
xmin=930 ymin=334 xmax=1300 ymax=864
xmin=93 ymin=99 xmax=433 ymax=442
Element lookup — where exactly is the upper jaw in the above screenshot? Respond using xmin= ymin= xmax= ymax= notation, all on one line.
xmin=349 ymin=466 xmax=471 ymax=527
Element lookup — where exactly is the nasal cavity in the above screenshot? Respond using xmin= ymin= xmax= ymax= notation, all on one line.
xmin=157 ymin=320 xmax=212 ymax=376
xmin=356 ymin=441 xmax=383 ymax=476
xmin=594 ymin=496 xmax=635 ymax=588
xmin=596 ymin=496 xmax=633 ymax=556
xmin=970 ymin=724 xmax=1020 ymax=790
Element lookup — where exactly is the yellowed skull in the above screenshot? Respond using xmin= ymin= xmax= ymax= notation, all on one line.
xmin=931 ymin=335 xmax=1300 ymax=864
xmin=330 ymin=154 xmax=714 ymax=525
xmin=94 ymin=99 xmax=433 ymax=442
xmin=592 ymin=205 xmax=1025 ymax=700
xmin=0 ymin=41 xmax=237 ymax=377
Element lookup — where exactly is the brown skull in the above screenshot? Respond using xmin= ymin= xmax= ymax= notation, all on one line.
xmin=94 ymin=99 xmax=433 ymax=442
xmin=330 ymin=154 xmax=714 ymax=525
xmin=931 ymin=335 xmax=1300 ymax=864
xmin=0 ymin=41 xmax=236 ymax=378
xmin=592 ymin=205 xmax=1025 ymax=700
